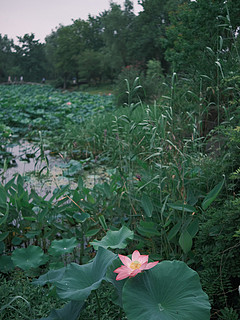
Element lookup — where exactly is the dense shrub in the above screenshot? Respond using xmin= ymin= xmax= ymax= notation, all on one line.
xmin=194 ymin=199 xmax=240 ymax=319
xmin=113 ymin=60 xmax=165 ymax=106
xmin=113 ymin=65 xmax=145 ymax=106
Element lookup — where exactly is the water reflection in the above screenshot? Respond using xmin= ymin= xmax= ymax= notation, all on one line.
xmin=1 ymin=140 xmax=109 ymax=199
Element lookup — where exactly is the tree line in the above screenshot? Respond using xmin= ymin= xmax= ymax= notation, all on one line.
xmin=0 ymin=0 xmax=239 ymax=90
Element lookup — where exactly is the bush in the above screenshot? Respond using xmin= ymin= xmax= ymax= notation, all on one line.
xmin=113 ymin=65 xmax=145 ymax=106
xmin=143 ymin=59 xmax=165 ymax=101
xmin=114 ymin=60 xmax=165 ymax=106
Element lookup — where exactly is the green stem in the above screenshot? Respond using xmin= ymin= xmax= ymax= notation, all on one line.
xmin=95 ymin=290 xmax=101 ymax=320
xmin=80 ymin=230 xmax=84 ymax=265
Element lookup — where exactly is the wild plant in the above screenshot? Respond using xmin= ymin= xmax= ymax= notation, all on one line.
xmin=31 ymin=230 xmax=211 ymax=320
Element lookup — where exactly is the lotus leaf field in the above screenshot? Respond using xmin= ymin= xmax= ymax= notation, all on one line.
xmin=0 ymin=84 xmax=239 ymax=320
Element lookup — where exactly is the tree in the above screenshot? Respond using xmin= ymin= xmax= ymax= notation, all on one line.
xmin=0 ymin=34 xmax=15 ymax=82
xmin=45 ymin=18 xmax=104 ymax=88
xmin=126 ymin=0 xmax=175 ymax=71
xmin=15 ymin=33 xmax=48 ymax=82
xmin=78 ymin=50 xmax=104 ymax=84
xmin=165 ymin=0 xmax=240 ymax=77
xmin=45 ymin=24 xmax=82 ymax=88
xmin=99 ymin=1 xmax=136 ymax=75
xmin=164 ymin=0 xmax=240 ymax=134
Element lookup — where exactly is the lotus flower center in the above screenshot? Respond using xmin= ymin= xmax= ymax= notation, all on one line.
xmin=130 ymin=261 xmax=141 ymax=270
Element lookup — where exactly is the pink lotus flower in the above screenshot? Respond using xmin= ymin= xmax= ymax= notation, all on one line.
xmin=66 ymin=102 xmax=72 ymax=105
xmin=114 ymin=250 xmax=159 ymax=280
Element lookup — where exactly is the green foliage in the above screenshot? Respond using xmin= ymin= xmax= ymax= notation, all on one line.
xmin=39 ymin=301 xmax=84 ymax=320
xmin=114 ymin=65 xmax=145 ymax=106
xmin=0 ymin=18 xmax=239 ymax=313
xmin=144 ymin=59 xmax=165 ymax=101
xmin=218 ymin=307 xmax=239 ymax=320
xmin=78 ymin=49 xmax=104 ymax=84
xmin=48 ymin=237 xmax=78 ymax=256
xmin=201 ymin=178 xmax=224 ymax=210
xmin=165 ymin=0 xmax=240 ymax=75
xmin=127 ymin=0 xmax=171 ymax=69
xmin=194 ymin=199 xmax=240 ymax=318
xmin=100 ymin=1 xmax=135 ymax=73
xmin=114 ymin=60 xmax=165 ymax=105
xmin=226 ymin=126 xmax=240 ymax=177
xmin=0 ymin=271 xmax=64 ymax=320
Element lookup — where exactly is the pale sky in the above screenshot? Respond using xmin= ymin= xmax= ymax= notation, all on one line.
xmin=0 ymin=0 xmax=142 ymax=43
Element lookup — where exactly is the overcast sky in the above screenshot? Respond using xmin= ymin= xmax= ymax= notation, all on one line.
xmin=0 ymin=0 xmax=142 ymax=43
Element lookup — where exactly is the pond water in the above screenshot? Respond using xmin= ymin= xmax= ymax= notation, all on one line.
xmin=1 ymin=140 xmax=109 ymax=199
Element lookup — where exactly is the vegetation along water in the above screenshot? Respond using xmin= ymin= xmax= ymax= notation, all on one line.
xmin=0 ymin=0 xmax=240 ymax=319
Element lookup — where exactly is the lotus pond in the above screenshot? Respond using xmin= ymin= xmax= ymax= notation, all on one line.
xmin=0 ymin=84 xmax=239 ymax=320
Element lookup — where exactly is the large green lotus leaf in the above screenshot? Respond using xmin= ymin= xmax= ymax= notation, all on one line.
xmin=12 ymin=246 xmax=48 ymax=271
xmin=123 ymin=260 xmax=211 ymax=320
xmin=105 ymin=258 xmax=126 ymax=307
xmin=90 ymin=226 xmax=134 ymax=250
xmin=32 ymin=267 xmax=66 ymax=286
xmin=38 ymin=301 xmax=84 ymax=320
xmin=56 ymin=247 xmax=116 ymax=301
xmin=48 ymin=237 xmax=78 ymax=256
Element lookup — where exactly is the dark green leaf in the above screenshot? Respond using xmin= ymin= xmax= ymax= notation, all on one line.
xmin=179 ymin=230 xmax=192 ymax=253
xmin=187 ymin=218 xmax=199 ymax=238
xmin=168 ymin=202 xmax=195 ymax=213
xmin=168 ymin=222 xmax=181 ymax=241
xmin=137 ymin=221 xmax=160 ymax=238
xmin=90 ymin=226 xmax=134 ymax=250
xmin=73 ymin=212 xmax=90 ymax=223
xmin=0 ymin=255 xmax=14 ymax=273
xmin=141 ymin=194 xmax=153 ymax=217
xmin=0 ymin=231 xmax=9 ymax=241
xmin=98 ymin=215 xmax=108 ymax=230
xmin=202 ymin=179 xmax=224 ymax=210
